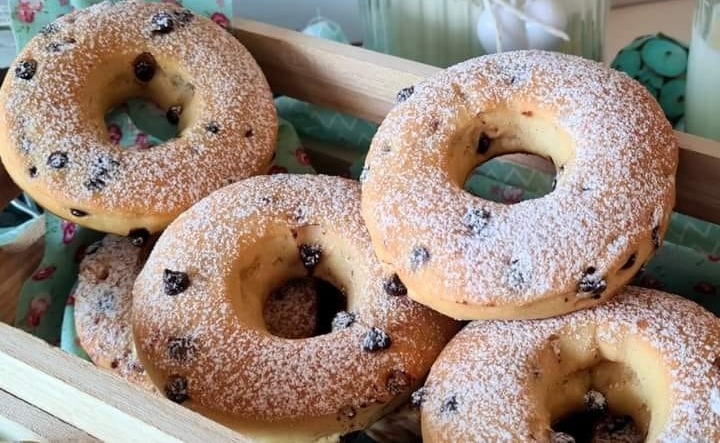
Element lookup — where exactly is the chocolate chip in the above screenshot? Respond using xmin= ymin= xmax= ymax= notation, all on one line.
xmin=299 ymin=244 xmax=322 ymax=270
xmin=47 ymin=151 xmax=68 ymax=169
xmin=362 ymin=327 xmax=391 ymax=352
xmin=110 ymin=359 xmax=119 ymax=369
xmin=338 ymin=405 xmax=356 ymax=419
xmin=40 ymin=23 xmax=59 ymax=36
xmin=133 ymin=52 xmax=156 ymax=82
xmin=578 ymin=267 xmax=607 ymax=299
xmin=129 ymin=228 xmax=150 ymax=247
xmin=386 ymin=370 xmax=412 ymax=395
xmin=206 ymin=122 xmax=220 ymax=134
xmin=712 ymin=356 xmax=720 ymax=372
xmin=70 ymin=208 xmax=87 ymax=217
xmin=84 ymin=155 xmax=119 ymax=191
xmin=28 ymin=166 xmax=37 ymax=177
xmin=463 ymin=207 xmax=491 ymax=236
xmin=163 ymin=269 xmax=190 ymax=296
xmin=622 ymin=253 xmax=637 ymax=270
xmin=166 ymin=105 xmax=182 ymax=125
xmin=151 ymin=12 xmax=175 ymax=34
xmin=477 ymin=132 xmax=492 ymax=154
xmin=551 ymin=432 xmax=576 ymax=443
xmin=440 ymin=395 xmax=458 ymax=413
xmin=331 ymin=311 xmax=356 ymax=330
xmin=396 ymin=86 xmax=414 ymax=103
xmin=46 ymin=42 xmax=62 ymax=52
xmin=410 ymin=246 xmax=430 ymax=270
xmin=410 ymin=387 xmax=428 ymax=408
xmin=383 ymin=274 xmax=407 ymax=297
xmin=584 ymin=390 xmax=608 ymax=414
xmin=173 ymin=9 xmax=193 ymax=24
xmin=167 ymin=336 xmax=196 ymax=362
xmin=15 ymin=60 xmax=37 ymax=80
xmin=245 ymin=128 xmax=254 ymax=138
xmin=652 ymin=226 xmax=661 ymax=249
xmin=164 ymin=375 xmax=189 ymax=403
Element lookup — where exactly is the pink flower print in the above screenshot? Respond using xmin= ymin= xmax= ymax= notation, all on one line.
xmin=135 ymin=133 xmax=153 ymax=150
xmin=61 ymin=220 xmax=76 ymax=244
xmin=107 ymin=124 xmax=122 ymax=145
xmin=32 ymin=265 xmax=57 ymax=281
xmin=295 ymin=148 xmax=311 ymax=166
xmin=16 ymin=0 xmax=43 ymax=24
xmin=216 ymin=0 xmax=225 ymax=7
xmin=67 ymin=295 xmax=76 ymax=306
xmin=694 ymin=282 xmax=716 ymax=295
xmin=211 ymin=12 xmax=229 ymax=28
xmin=26 ymin=296 xmax=50 ymax=329
xmin=708 ymin=254 xmax=720 ymax=262
xmin=59 ymin=0 xmax=68 ymax=6
xmin=268 ymin=165 xmax=288 ymax=175
xmin=491 ymin=186 xmax=524 ymax=205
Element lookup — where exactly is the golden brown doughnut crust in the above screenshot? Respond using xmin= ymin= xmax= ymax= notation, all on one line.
xmin=0 ymin=0 xmax=277 ymax=235
xmin=361 ymin=50 xmax=677 ymax=320
xmin=131 ymin=174 xmax=459 ymax=442
xmin=418 ymin=287 xmax=720 ymax=442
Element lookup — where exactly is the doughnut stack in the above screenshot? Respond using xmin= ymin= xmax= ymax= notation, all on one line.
xmin=1 ymin=1 xmax=719 ymax=442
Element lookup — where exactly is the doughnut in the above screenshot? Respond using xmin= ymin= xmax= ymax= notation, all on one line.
xmin=416 ymin=287 xmax=720 ymax=442
xmin=131 ymin=174 xmax=459 ymax=442
xmin=74 ymin=234 xmax=157 ymax=393
xmin=360 ymin=50 xmax=677 ymax=320
xmin=0 ymin=0 xmax=277 ymax=236
xmin=75 ymin=238 xmax=330 ymax=391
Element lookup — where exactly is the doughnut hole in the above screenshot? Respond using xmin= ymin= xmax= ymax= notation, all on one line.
xmin=262 ymin=277 xmax=346 ymax=339
xmin=532 ymin=326 xmax=670 ymax=441
xmin=449 ymin=106 xmax=574 ymax=202
xmin=86 ymin=53 xmax=200 ymax=148
xmin=228 ymin=225 xmax=360 ymax=338
xmin=464 ymin=153 xmax=555 ymax=202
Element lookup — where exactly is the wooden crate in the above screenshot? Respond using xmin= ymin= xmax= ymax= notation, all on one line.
xmin=1 ymin=17 xmax=720 ymax=441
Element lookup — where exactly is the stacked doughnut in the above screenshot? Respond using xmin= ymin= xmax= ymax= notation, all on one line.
xmin=360 ymin=51 xmax=720 ymax=441
xmin=2 ymin=1 xmax=719 ymax=441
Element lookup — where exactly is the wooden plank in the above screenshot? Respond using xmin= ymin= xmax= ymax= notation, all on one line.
xmin=0 ymin=322 xmax=248 ymax=443
xmin=0 ymin=239 xmax=43 ymax=325
xmin=0 ymin=389 xmax=97 ymax=441
xmin=233 ymin=19 xmax=720 ymax=225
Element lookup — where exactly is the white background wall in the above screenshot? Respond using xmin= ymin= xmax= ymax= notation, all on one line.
xmin=235 ymin=1 xmax=363 ymax=43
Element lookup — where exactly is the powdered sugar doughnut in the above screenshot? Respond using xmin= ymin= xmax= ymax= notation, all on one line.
xmin=74 ymin=235 xmax=157 ymax=393
xmin=132 ymin=175 xmax=459 ymax=442
xmin=361 ymin=51 xmax=677 ymax=320
xmin=0 ymin=0 xmax=276 ymax=235
xmin=417 ymin=287 xmax=720 ymax=442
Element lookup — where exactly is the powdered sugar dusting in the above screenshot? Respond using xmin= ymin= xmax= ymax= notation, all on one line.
xmin=421 ymin=287 xmax=720 ymax=441
xmin=0 ymin=0 xmax=276 ymax=221
xmin=74 ymin=235 xmax=157 ymax=392
xmin=132 ymin=174 xmax=459 ymax=424
xmin=362 ymin=51 xmax=677 ymax=311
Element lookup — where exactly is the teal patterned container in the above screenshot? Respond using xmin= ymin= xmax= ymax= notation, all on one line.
xmin=359 ymin=0 xmax=608 ymax=67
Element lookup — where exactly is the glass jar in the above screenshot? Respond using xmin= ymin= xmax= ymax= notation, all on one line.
xmin=359 ymin=0 xmax=608 ymax=67
xmin=685 ymin=0 xmax=720 ymax=141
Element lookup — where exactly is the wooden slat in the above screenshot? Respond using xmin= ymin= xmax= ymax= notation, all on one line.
xmin=0 ymin=239 xmax=44 ymax=325
xmin=0 ymin=389 xmax=96 ymax=441
xmin=0 ymin=322 xmax=248 ymax=443
xmin=233 ymin=19 xmax=720 ymax=224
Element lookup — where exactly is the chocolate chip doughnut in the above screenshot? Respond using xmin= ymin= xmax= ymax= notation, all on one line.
xmin=74 ymin=235 xmax=157 ymax=393
xmin=75 ymin=237 xmax=330 ymax=392
xmin=131 ymin=174 xmax=459 ymax=441
xmin=361 ymin=50 xmax=677 ymax=320
xmin=416 ymin=287 xmax=720 ymax=442
xmin=0 ymin=0 xmax=276 ymax=235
